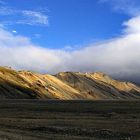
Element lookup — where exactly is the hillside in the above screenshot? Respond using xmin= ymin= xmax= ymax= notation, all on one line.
xmin=0 ymin=66 xmax=140 ymax=99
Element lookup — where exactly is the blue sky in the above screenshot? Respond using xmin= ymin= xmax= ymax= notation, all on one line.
xmin=0 ymin=0 xmax=140 ymax=82
xmin=0 ymin=0 xmax=129 ymax=49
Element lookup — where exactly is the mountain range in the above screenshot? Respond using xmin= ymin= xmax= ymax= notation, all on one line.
xmin=0 ymin=66 xmax=140 ymax=99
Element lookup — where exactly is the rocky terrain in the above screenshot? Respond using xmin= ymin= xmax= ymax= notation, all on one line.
xmin=0 ymin=66 xmax=140 ymax=99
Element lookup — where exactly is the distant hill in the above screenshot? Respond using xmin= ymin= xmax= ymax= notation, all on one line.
xmin=0 ymin=66 xmax=140 ymax=99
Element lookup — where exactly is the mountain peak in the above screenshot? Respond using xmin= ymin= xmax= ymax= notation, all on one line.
xmin=90 ymin=72 xmax=112 ymax=81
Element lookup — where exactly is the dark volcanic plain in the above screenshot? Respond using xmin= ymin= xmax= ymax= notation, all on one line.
xmin=0 ymin=100 xmax=140 ymax=140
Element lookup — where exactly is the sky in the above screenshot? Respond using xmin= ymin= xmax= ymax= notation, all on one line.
xmin=0 ymin=0 xmax=140 ymax=83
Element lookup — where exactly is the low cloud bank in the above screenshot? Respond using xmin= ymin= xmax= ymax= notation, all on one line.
xmin=0 ymin=15 xmax=140 ymax=83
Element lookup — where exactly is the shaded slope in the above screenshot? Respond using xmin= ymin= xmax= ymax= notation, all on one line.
xmin=56 ymin=72 xmax=140 ymax=99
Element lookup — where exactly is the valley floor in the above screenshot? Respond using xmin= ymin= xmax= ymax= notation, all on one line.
xmin=0 ymin=100 xmax=139 ymax=140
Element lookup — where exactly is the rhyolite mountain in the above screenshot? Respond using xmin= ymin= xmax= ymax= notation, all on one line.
xmin=0 ymin=66 xmax=140 ymax=99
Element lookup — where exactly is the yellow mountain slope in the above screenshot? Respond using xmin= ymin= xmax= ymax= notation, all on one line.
xmin=0 ymin=66 xmax=140 ymax=99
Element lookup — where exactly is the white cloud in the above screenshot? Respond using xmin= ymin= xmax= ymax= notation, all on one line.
xmin=99 ymin=0 xmax=140 ymax=16
xmin=123 ymin=15 xmax=140 ymax=34
xmin=21 ymin=11 xmax=48 ymax=26
xmin=0 ymin=6 xmax=49 ymax=26
xmin=12 ymin=30 xmax=17 ymax=33
xmin=0 ymin=28 xmax=66 ymax=72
